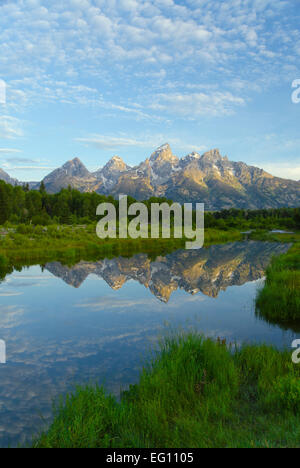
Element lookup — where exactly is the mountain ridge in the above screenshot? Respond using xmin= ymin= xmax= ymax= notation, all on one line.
xmin=0 ymin=143 xmax=299 ymax=210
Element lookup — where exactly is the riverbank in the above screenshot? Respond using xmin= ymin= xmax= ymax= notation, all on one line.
xmin=255 ymin=231 xmax=300 ymax=325
xmin=33 ymin=333 xmax=300 ymax=448
xmin=0 ymin=224 xmax=243 ymax=267
xmin=2 ymin=226 xmax=299 ymax=448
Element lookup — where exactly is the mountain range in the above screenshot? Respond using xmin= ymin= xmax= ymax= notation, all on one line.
xmin=44 ymin=241 xmax=290 ymax=302
xmin=1 ymin=144 xmax=299 ymax=210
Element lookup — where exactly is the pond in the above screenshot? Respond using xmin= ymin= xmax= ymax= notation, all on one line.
xmin=0 ymin=240 xmax=295 ymax=447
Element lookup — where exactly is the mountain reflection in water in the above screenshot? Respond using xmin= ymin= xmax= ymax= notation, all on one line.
xmin=0 ymin=241 xmax=293 ymax=448
xmin=45 ymin=241 xmax=291 ymax=302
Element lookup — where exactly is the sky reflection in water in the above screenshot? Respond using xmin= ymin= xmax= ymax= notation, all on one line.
xmin=0 ymin=241 xmax=296 ymax=447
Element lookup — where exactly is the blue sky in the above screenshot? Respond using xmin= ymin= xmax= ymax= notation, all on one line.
xmin=0 ymin=0 xmax=300 ymax=181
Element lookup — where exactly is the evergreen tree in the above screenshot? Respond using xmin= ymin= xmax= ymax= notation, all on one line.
xmin=39 ymin=181 xmax=46 ymax=193
xmin=0 ymin=182 xmax=12 ymax=224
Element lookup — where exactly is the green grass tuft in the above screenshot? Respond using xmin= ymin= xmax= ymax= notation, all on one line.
xmin=256 ymin=242 xmax=300 ymax=324
xmin=32 ymin=334 xmax=300 ymax=448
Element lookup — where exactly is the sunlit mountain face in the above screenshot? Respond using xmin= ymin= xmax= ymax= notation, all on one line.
xmin=4 ymin=144 xmax=298 ymax=210
xmin=44 ymin=241 xmax=291 ymax=303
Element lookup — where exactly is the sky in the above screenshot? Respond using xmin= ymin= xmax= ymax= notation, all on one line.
xmin=0 ymin=0 xmax=300 ymax=182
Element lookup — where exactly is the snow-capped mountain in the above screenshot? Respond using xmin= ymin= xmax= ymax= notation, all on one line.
xmin=1 ymin=144 xmax=299 ymax=210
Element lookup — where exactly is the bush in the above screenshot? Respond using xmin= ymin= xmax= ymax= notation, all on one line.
xmin=0 ymin=254 xmax=8 ymax=267
xmin=16 ymin=224 xmax=33 ymax=235
xmin=31 ymin=214 xmax=51 ymax=226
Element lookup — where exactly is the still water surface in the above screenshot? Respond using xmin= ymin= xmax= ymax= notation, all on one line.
xmin=0 ymin=241 xmax=296 ymax=447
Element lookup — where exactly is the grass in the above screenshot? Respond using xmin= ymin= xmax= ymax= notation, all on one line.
xmin=250 ymin=230 xmax=300 ymax=244
xmin=33 ymin=333 xmax=300 ymax=448
xmin=0 ymin=224 xmax=184 ymax=265
xmin=256 ymin=238 xmax=300 ymax=325
xmin=3 ymin=224 xmax=298 ymax=448
xmin=0 ymin=224 xmax=242 ymax=268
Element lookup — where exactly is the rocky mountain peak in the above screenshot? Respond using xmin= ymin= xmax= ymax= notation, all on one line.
xmin=94 ymin=155 xmax=130 ymax=191
xmin=188 ymin=151 xmax=201 ymax=158
xmin=201 ymin=149 xmax=223 ymax=163
xmin=62 ymin=157 xmax=90 ymax=177
xmin=181 ymin=152 xmax=202 ymax=165
xmin=150 ymin=143 xmax=178 ymax=164
xmin=104 ymin=155 xmax=127 ymax=171
xmin=1 ymin=144 xmax=299 ymax=210
xmin=97 ymin=156 xmax=130 ymax=182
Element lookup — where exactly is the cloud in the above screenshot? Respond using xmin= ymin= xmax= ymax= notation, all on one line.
xmin=0 ymin=0 xmax=298 ymax=179
xmin=0 ymin=0 xmax=297 ymax=113
xmin=2 ymin=157 xmax=35 ymax=164
xmin=1 ymin=155 xmax=54 ymax=173
xmin=75 ymin=135 xmax=153 ymax=149
xmin=0 ymin=116 xmax=23 ymax=139
xmin=75 ymin=133 xmax=208 ymax=154
xmin=150 ymin=92 xmax=246 ymax=117
xmin=259 ymin=163 xmax=300 ymax=181
xmin=75 ymin=296 xmax=158 ymax=312
xmin=0 ymin=291 xmax=23 ymax=297
xmin=0 ymin=148 xmax=21 ymax=154
xmin=0 ymin=305 xmax=24 ymax=329
xmin=5 ymin=165 xmax=55 ymax=172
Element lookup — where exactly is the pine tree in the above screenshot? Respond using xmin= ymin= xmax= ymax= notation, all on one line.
xmin=39 ymin=181 xmax=46 ymax=193
xmin=0 ymin=183 xmax=12 ymax=224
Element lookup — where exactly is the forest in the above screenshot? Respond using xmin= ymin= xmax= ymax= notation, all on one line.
xmin=0 ymin=179 xmax=299 ymax=230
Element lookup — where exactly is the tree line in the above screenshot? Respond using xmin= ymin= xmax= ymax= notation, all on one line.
xmin=0 ymin=179 xmax=299 ymax=229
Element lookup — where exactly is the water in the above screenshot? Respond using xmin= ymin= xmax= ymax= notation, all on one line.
xmin=0 ymin=240 xmax=296 ymax=447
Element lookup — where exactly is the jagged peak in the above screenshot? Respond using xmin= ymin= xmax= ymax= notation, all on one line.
xmin=56 ymin=157 xmax=91 ymax=178
xmin=150 ymin=143 xmax=171 ymax=159
xmin=157 ymin=143 xmax=171 ymax=152
xmin=108 ymin=155 xmax=125 ymax=163
xmin=94 ymin=155 xmax=130 ymax=180
xmin=150 ymin=143 xmax=178 ymax=163
xmin=201 ymin=149 xmax=223 ymax=162
xmin=63 ymin=157 xmax=86 ymax=168
xmin=103 ymin=155 xmax=127 ymax=170
xmin=182 ymin=151 xmax=201 ymax=160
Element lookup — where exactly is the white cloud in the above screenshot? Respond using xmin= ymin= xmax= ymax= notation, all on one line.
xmin=5 ymin=165 xmax=55 ymax=172
xmin=0 ymin=291 xmax=23 ymax=297
xmin=0 ymin=116 xmax=23 ymax=139
xmin=258 ymin=163 xmax=300 ymax=181
xmin=75 ymin=134 xmax=207 ymax=154
xmin=0 ymin=0 xmax=299 ymax=178
xmin=0 ymin=148 xmax=21 ymax=154
xmin=150 ymin=91 xmax=246 ymax=117
xmin=75 ymin=135 xmax=151 ymax=149
xmin=0 ymin=0 xmax=297 ymax=104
